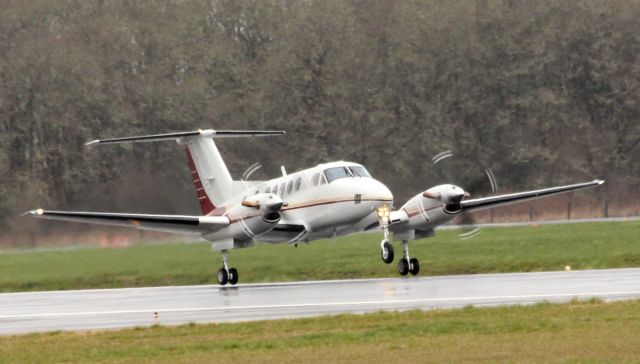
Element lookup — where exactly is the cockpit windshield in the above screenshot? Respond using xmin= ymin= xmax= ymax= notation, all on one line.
xmin=323 ymin=165 xmax=371 ymax=183
xmin=324 ymin=167 xmax=351 ymax=183
xmin=350 ymin=166 xmax=371 ymax=177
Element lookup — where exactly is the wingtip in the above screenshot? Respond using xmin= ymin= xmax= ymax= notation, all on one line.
xmin=85 ymin=140 xmax=100 ymax=146
xmin=595 ymin=179 xmax=605 ymax=185
xmin=22 ymin=208 xmax=44 ymax=216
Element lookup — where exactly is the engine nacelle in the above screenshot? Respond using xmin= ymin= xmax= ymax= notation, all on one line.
xmin=422 ymin=184 xmax=468 ymax=214
xmin=204 ymin=193 xmax=284 ymax=242
xmin=241 ymin=193 xmax=284 ymax=223
xmin=392 ymin=184 xmax=468 ymax=232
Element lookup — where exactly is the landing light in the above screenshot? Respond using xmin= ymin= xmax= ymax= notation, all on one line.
xmin=377 ymin=206 xmax=390 ymax=218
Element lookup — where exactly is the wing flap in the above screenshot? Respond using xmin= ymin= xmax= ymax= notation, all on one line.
xmin=24 ymin=210 xmax=229 ymax=235
xmin=460 ymin=180 xmax=604 ymax=213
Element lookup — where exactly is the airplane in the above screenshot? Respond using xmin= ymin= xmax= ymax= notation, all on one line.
xmin=25 ymin=129 xmax=605 ymax=285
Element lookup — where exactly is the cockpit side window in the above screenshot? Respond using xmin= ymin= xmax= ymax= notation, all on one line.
xmin=312 ymin=173 xmax=320 ymax=186
xmin=350 ymin=166 xmax=371 ymax=178
xmin=324 ymin=167 xmax=351 ymax=183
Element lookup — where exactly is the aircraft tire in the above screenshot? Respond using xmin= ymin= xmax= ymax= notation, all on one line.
xmin=217 ymin=268 xmax=229 ymax=285
xmin=409 ymin=258 xmax=420 ymax=275
xmin=398 ymin=258 xmax=409 ymax=276
xmin=381 ymin=242 xmax=394 ymax=264
xmin=228 ymin=268 xmax=239 ymax=285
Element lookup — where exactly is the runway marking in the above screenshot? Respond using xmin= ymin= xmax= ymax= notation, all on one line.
xmin=2 ymin=290 xmax=638 ymax=320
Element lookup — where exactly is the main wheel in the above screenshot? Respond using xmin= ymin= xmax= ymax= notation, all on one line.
xmin=397 ymin=258 xmax=409 ymax=276
xmin=409 ymin=258 xmax=420 ymax=275
xmin=381 ymin=241 xmax=395 ymax=264
xmin=217 ymin=268 xmax=228 ymax=285
xmin=228 ymin=267 xmax=239 ymax=285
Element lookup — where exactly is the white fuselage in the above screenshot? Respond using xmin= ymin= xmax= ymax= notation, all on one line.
xmin=204 ymin=161 xmax=394 ymax=245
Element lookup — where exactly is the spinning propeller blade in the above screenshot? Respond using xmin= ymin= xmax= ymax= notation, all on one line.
xmin=431 ymin=150 xmax=498 ymax=239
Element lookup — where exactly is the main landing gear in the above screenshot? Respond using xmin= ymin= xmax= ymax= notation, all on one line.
xmin=397 ymin=240 xmax=419 ymax=276
xmin=217 ymin=250 xmax=239 ymax=285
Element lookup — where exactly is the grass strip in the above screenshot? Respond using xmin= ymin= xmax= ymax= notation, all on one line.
xmin=0 ymin=221 xmax=638 ymax=292
xmin=1 ymin=299 xmax=639 ymax=363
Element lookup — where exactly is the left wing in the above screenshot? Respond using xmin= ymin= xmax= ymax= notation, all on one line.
xmin=460 ymin=180 xmax=604 ymax=213
xmin=24 ymin=210 xmax=229 ymax=235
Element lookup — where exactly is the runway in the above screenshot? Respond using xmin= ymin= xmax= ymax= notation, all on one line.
xmin=1 ymin=268 xmax=639 ymax=335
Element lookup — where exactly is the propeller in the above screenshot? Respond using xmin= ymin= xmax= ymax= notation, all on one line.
xmin=242 ymin=162 xmax=262 ymax=180
xmin=430 ymin=150 xmax=498 ymax=239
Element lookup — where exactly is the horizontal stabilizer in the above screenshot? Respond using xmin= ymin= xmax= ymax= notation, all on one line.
xmin=24 ymin=209 xmax=229 ymax=236
xmin=86 ymin=129 xmax=285 ymax=145
xmin=461 ymin=180 xmax=605 ymax=213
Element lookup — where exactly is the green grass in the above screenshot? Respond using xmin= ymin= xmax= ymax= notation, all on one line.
xmin=1 ymin=299 xmax=639 ymax=363
xmin=0 ymin=221 xmax=638 ymax=292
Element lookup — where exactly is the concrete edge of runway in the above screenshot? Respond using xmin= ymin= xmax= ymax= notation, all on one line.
xmin=2 ymin=267 xmax=638 ymax=297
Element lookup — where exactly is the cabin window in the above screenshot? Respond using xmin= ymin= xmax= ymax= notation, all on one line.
xmin=324 ymin=167 xmax=351 ymax=183
xmin=272 ymin=185 xmax=278 ymax=195
xmin=312 ymin=173 xmax=320 ymax=186
xmin=280 ymin=183 xmax=286 ymax=195
xmin=294 ymin=177 xmax=302 ymax=191
xmin=265 ymin=187 xmax=271 ymax=194
xmin=287 ymin=180 xmax=294 ymax=194
xmin=350 ymin=166 xmax=371 ymax=178
xmin=319 ymin=174 xmax=327 ymax=185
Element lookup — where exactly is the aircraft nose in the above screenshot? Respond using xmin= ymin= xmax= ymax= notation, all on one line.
xmin=361 ymin=178 xmax=393 ymax=204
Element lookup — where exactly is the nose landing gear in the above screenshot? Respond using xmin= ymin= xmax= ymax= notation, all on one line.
xmin=217 ymin=250 xmax=239 ymax=285
xmin=380 ymin=221 xmax=395 ymax=264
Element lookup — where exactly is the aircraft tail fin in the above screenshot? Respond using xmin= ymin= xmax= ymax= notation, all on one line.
xmin=87 ymin=129 xmax=285 ymax=215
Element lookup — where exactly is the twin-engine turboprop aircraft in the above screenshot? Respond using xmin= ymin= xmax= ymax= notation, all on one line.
xmin=26 ymin=129 xmax=604 ymax=285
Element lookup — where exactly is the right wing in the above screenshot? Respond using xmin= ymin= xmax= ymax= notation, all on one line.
xmin=460 ymin=180 xmax=604 ymax=213
xmin=24 ymin=210 xmax=229 ymax=236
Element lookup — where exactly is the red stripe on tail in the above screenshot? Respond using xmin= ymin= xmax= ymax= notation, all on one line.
xmin=184 ymin=147 xmax=215 ymax=215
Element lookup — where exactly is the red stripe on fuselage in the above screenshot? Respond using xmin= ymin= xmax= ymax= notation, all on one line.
xmin=224 ymin=198 xmax=393 ymax=224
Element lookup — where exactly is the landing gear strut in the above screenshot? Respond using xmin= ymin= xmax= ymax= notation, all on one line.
xmin=380 ymin=222 xmax=394 ymax=264
xmin=398 ymin=240 xmax=419 ymax=276
xmin=217 ymin=250 xmax=239 ymax=285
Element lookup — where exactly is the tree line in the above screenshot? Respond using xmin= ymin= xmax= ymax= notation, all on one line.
xmin=1 ymin=0 xmax=638 ymax=238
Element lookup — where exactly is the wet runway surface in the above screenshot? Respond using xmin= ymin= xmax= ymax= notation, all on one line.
xmin=1 ymin=268 xmax=639 ymax=335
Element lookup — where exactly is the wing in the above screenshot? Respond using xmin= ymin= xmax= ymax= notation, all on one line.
xmin=24 ymin=210 xmax=229 ymax=236
xmin=460 ymin=180 xmax=604 ymax=213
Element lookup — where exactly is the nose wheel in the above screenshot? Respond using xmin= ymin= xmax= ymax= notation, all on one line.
xmin=381 ymin=240 xmax=394 ymax=264
xmin=379 ymin=214 xmax=394 ymax=264
xmin=217 ymin=251 xmax=239 ymax=285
